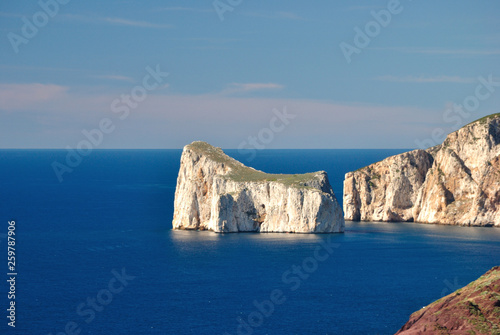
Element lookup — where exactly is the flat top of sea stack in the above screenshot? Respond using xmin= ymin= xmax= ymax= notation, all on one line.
xmin=186 ymin=141 xmax=328 ymax=190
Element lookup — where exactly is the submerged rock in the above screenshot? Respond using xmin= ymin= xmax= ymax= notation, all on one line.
xmin=344 ymin=113 xmax=500 ymax=226
xmin=396 ymin=266 xmax=500 ymax=335
xmin=172 ymin=141 xmax=344 ymax=233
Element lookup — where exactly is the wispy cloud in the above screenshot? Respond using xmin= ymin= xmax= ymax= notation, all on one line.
xmin=0 ymin=12 xmax=22 ymax=18
xmin=345 ymin=5 xmax=382 ymax=11
xmin=0 ymin=83 xmax=68 ymax=110
xmin=0 ymin=85 xmax=437 ymax=149
xmin=103 ymin=17 xmax=172 ymax=28
xmin=157 ymin=7 xmax=213 ymax=13
xmin=61 ymin=14 xmax=172 ymax=29
xmin=90 ymin=75 xmax=134 ymax=82
xmin=0 ymin=64 xmax=85 ymax=73
xmin=220 ymin=83 xmax=284 ymax=95
xmin=244 ymin=11 xmax=306 ymax=20
xmin=170 ymin=37 xmax=241 ymax=43
xmin=373 ymin=47 xmax=500 ymax=56
xmin=277 ymin=12 xmax=305 ymax=20
xmin=375 ymin=75 xmax=476 ymax=84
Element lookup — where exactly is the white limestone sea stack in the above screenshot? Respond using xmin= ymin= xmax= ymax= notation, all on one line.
xmin=172 ymin=141 xmax=344 ymax=233
xmin=343 ymin=113 xmax=500 ymax=227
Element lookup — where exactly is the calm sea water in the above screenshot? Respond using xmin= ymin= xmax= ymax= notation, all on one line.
xmin=1 ymin=149 xmax=499 ymax=335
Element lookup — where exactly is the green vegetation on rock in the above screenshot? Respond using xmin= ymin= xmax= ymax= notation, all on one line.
xmin=186 ymin=141 xmax=324 ymax=189
xmin=401 ymin=266 xmax=500 ymax=335
xmin=465 ymin=113 xmax=500 ymax=127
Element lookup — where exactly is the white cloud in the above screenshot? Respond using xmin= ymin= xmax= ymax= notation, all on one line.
xmin=0 ymin=83 xmax=438 ymax=149
xmin=372 ymin=47 xmax=500 ymax=56
xmin=90 ymin=75 xmax=134 ymax=82
xmin=60 ymin=14 xmax=172 ymax=29
xmin=103 ymin=17 xmax=172 ymax=28
xmin=375 ymin=75 xmax=476 ymax=84
xmin=345 ymin=5 xmax=382 ymax=11
xmin=0 ymin=64 xmax=85 ymax=73
xmin=277 ymin=12 xmax=305 ymax=20
xmin=243 ymin=11 xmax=305 ymax=20
xmin=157 ymin=7 xmax=213 ymax=13
xmin=0 ymin=83 xmax=68 ymax=110
xmin=219 ymin=83 xmax=285 ymax=95
xmin=0 ymin=12 xmax=22 ymax=18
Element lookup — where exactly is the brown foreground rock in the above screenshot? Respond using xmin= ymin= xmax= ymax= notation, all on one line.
xmin=344 ymin=113 xmax=500 ymax=226
xmin=396 ymin=266 xmax=500 ymax=335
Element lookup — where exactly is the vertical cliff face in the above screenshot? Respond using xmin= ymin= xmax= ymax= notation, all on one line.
xmin=172 ymin=142 xmax=344 ymax=233
xmin=344 ymin=113 xmax=500 ymax=226
xmin=344 ymin=150 xmax=433 ymax=222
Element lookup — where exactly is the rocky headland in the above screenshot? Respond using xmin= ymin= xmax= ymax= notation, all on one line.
xmin=172 ymin=141 xmax=344 ymax=233
xmin=396 ymin=266 xmax=500 ymax=335
xmin=344 ymin=113 xmax=500 ymax=226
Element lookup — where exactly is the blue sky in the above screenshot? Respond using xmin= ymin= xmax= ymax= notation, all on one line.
xmin=1 ymin=0 xmax=499 ymax=148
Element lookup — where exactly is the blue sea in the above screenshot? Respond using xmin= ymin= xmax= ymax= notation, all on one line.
xmin=1 ymin=149 xmax=500 ymax=335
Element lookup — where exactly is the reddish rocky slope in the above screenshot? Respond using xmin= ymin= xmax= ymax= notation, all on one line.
xmin=396 ymin=266 xmax=500 ymax=335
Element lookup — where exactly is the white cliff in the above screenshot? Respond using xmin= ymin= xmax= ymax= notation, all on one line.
xmin=172 ymin=142 xmax=344 ymax=233
xmin=344 ymin=113 xmax=500 ymax=227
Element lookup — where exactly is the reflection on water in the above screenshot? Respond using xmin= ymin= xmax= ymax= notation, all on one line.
xmin=170 ymin=221 xmax=500 ymax=243
xmin=168 ymin=221 xmax=500 ymax=257
xmin=346 ymin=221 xmax=500 ymax=241
xmin=168 ymin=228 xmax=345 ymax=256
xmin=168 ymin=228 xmax=344 ymax=242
